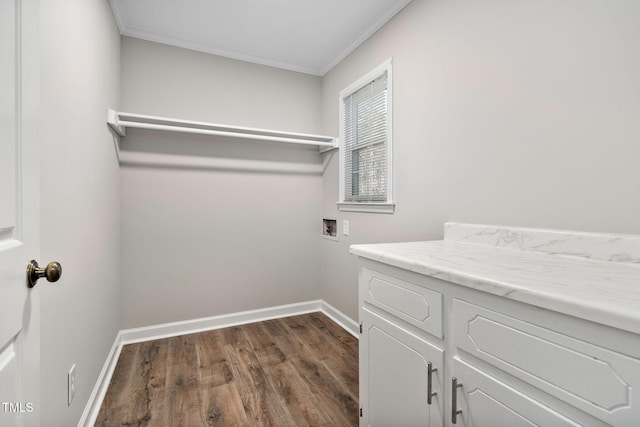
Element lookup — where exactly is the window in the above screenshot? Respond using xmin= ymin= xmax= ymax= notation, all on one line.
xmin=338 ymin=59 xmax=393 ymax=213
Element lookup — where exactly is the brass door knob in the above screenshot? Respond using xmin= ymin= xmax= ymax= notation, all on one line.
xmin=26 ymin=260 xmax=62 ymax=288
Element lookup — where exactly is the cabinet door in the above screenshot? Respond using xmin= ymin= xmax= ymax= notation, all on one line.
xmin=451 ymin=358 xmax=596 ymax=427
xmin=453 ymin=299 xmax=640 ymax=425
xmin=360 ymin=309 xmax=444 ymax=427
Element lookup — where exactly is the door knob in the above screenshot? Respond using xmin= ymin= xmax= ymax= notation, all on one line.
xmin=26 ymin=260 xmax=62 ymax=288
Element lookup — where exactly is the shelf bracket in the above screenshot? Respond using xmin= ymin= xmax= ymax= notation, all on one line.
xmin=107 ymin=109 xmax=126 ymax=137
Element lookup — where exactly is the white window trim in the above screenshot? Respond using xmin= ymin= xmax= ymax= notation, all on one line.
xmin=338 ymin=58 xmax=394 ymax=214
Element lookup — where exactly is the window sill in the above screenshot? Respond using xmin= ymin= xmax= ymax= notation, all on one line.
xmin=337 ymin=202 xmax=395 ymax=214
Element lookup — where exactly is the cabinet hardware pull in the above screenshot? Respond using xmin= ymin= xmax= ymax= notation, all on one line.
xmin=452 ymin=377 xmax=463 ymax=424
xmin=427 ymin=362 xmax=437 ymax=404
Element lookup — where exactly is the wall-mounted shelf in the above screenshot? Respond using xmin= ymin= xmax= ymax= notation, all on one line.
xmin=107 ymin=109 xmax=338 ymax=153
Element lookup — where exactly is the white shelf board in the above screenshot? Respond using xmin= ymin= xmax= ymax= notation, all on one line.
xmin=107 ymin=109 xmax=338 ymax=152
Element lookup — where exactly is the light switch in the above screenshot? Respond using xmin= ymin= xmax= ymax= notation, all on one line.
xmin=343 ymin=220 xmax=350 ymax=236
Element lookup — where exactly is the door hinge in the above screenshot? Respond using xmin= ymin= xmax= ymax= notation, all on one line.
xmin=359 ymin=404 xmax=363 ymax=417
xmin=359 ymin=322 xmax=363 ymax=334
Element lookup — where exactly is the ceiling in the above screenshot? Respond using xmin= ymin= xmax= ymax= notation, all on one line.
xmin=109 ymin=0 xmax=412 ymax=76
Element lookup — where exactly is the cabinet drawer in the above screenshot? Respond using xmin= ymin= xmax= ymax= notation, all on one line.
xmin=453 ymin=299 xmax=640 ymax=426
xmin=361 ymin=268 xmax=443 ymax=339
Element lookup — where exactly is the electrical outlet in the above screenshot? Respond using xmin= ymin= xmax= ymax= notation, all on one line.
xmin=343 ymin=220 xmax=350 ymax=236
xmin=68 ymin=364 xmax=76 ymax=406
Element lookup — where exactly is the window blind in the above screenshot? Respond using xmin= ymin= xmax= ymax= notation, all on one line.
xmin=342 ymin=71 xmax=388 ymax=202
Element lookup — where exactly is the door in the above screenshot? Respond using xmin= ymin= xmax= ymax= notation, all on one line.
xmin=450 ymin=358 xmax=586 ymax=427
xmin=360 ymin=309 xmax=444 ymax=426
xmin=0 ymin=0 xmax=40 ymax=425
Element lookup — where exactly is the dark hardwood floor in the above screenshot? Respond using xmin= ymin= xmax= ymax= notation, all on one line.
xmin=96 ymin=312 xmax=359 ymax=426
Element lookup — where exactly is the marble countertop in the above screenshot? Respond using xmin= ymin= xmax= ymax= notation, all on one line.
xmin=350 ymin=223 xmax=640 ymax=335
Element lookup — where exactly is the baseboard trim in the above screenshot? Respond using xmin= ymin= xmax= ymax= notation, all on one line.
xmin=319 ymin=300 xmax=359 ymax=338
xmin=119 ymin=300 xmax=324 ymax=345
xmin=78 ymin=331 xmax=124 ymax=427
xmin=78 ymin=300 xmax=357 ymax=426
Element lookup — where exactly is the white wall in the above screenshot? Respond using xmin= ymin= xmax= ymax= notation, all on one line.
xmin=38 ymin=0 xmax=121 ymax=424
xmin=320 ymin=0 xmax=640 ymax=320
xmin=119 ymin=38 xmax=324 ymax=328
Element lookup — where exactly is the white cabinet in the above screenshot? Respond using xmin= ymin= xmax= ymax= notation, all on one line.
xmin=359 ymin=266 xmax=445 ymax=426
xmin=358 ymin=260 xmax=640 ymax=427
xmin=360 ymin=309 xmax=444 ymax=426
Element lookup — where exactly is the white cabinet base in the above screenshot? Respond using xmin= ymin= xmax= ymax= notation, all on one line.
xmin=357 ymin=260 xmax=640 ymax=427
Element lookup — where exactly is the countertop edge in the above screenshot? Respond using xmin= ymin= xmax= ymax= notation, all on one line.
xmin=350 ymin=242 xmax=640 ymax=336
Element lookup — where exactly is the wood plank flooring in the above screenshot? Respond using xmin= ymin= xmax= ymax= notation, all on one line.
xmin=95 ymin=312 xmax=359 ymax=426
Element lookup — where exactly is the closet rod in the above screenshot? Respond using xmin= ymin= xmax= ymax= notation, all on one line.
xmin=107 ymin=109 xmax=338 ymax=150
